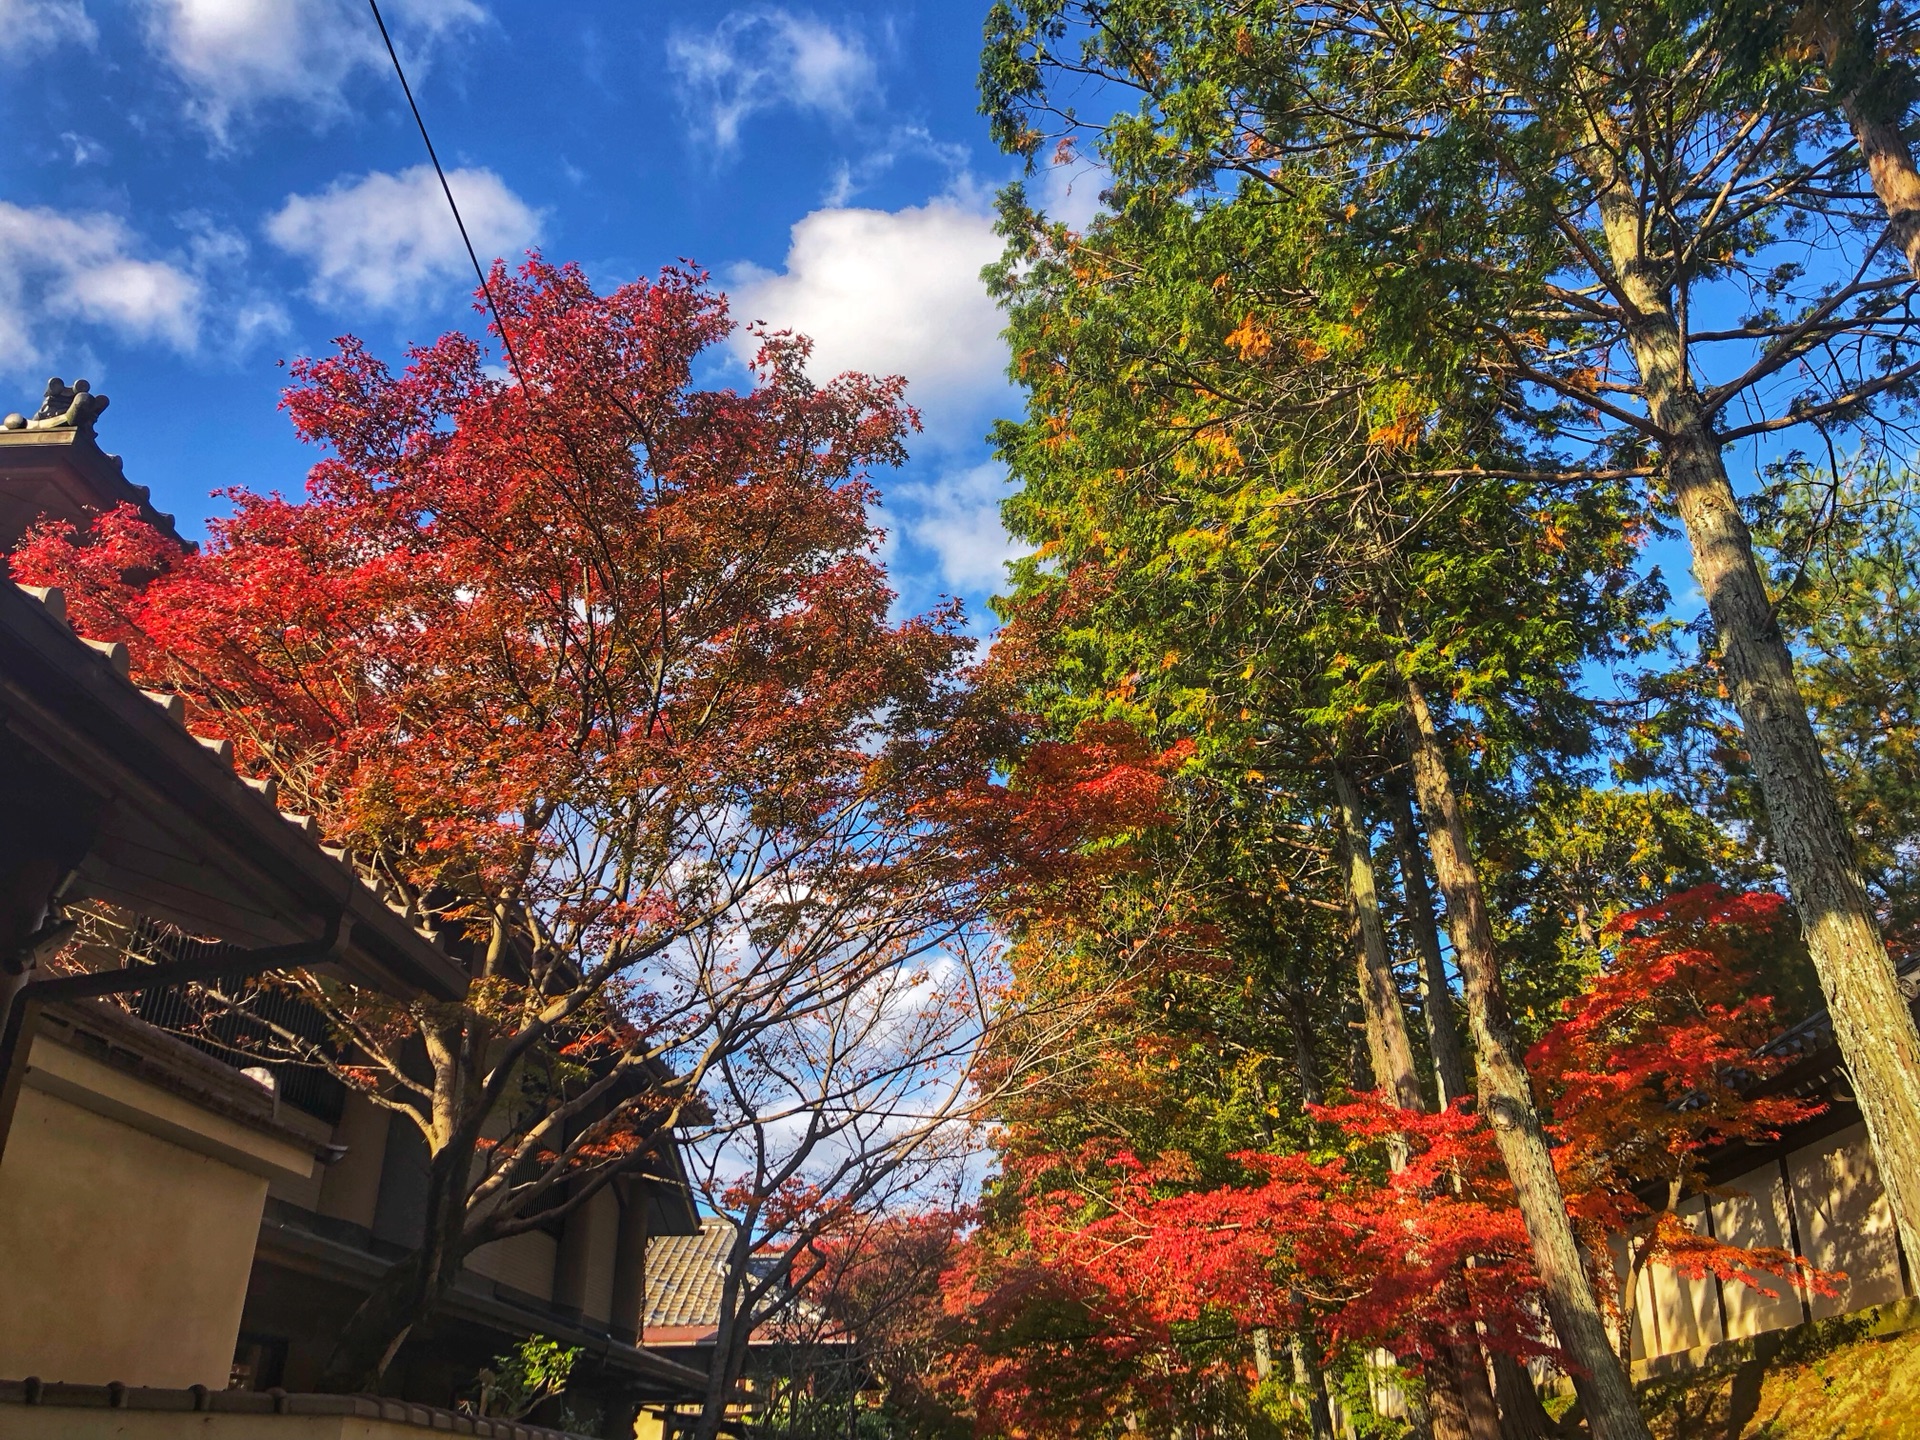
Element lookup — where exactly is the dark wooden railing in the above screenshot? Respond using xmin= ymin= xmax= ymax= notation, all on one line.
xmin=119 ymin=916 xmax=347 ymax=1124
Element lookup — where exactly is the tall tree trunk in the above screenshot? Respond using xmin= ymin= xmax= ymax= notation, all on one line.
xmin=1333 ymin=763 xmax=1500 ymax=1440
xmin=1595 ymin=169 xmax=1920 ymax=1271
xmin=1387 ymin=775 xmax=1472 ymax=1106
xmin=1290 ymin=1319 xmax=1338 ymax=1440
xmin=1333 ymin=763 xmax=1426 ymax=1113
xmin=1430 ymin=1340 xmax=1502 ymax=1440
xmin=1398 ymin=671 xmax=1654 ymax=1440
xmin=1808 ymin=7 xmax=1920 ymax=276
xmin=1490 ymin=1351 xmax=1558 ymax=1440
xmin=1283 ymin=961 xmax=1326 ymax=1107
xmin=1388 ymin=781 xmax=1504 ymax=1436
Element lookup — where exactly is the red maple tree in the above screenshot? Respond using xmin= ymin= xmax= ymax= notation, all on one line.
xmin=1529 ymin=885 xmax=1828 ymax=1362
xmin=936 ymin=887 xmax=1828 ymax=1434
xmin=14 ymin=256 xmax=1006 ymax=1389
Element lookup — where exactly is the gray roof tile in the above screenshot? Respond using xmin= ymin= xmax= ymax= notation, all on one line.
xmin=645 ymin=1218 xmax=736 ymax=1329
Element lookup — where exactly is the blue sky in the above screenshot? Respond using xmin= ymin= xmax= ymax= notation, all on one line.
xmin=0 ymin=0 xmax=1099 ymax=624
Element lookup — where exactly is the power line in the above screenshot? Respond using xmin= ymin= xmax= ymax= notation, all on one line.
xmin=366 ymin=0 xmax=530 ymax=393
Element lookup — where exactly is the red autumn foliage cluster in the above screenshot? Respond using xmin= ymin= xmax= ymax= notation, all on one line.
xmin=1529 ymin=886 xmax=1828 ymax=1357
xmin=15 ymin=258 xmax=971 ymax=932
xmin=944 ymin=719 xmax=1194 ymax=923
xmin=932 ymin=886 xmax=1825 ymax=1437
xmin=936 ymin=1099 xmax=1541 ymax=1439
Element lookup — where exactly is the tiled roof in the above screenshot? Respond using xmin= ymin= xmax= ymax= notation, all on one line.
xmin=645 ymin=1217 xmax=737 ymax=1329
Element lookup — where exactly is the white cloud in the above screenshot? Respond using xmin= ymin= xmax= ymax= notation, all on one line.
xmin=175 ymin=210 xmax=251 ymax=269
xmin=137 ymin=0 xmax=484 ymax=140
xmin=0 ymin=0 xmax=95 ymax=58
xmin=892 ymin=460 xmax=1025 ymax=595
xmin=266 ymin=165 xmax=541 ymax=314
xmin=57 ymin=131 xmax=108 ymax=165
xmin=728 ymin=195 xmax=1009 ymax=444
xmin=0 ymin=203 xmax=202 ymax=373
xmin=821 ymin=124 xmax=970 ymax=207
xmin=668 ymin=7 xmax=878 ymax=153
xmin=174 ymin=211 xmax=293 ymax=344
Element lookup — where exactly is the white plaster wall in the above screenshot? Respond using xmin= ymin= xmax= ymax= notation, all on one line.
xmin=1634 ymin=1198 xmax=1725 ymax=1358
xmin=1786 ymin=1121 xmax=1906 ymax=1319
xmin=464 ymin=1230 xmax=559 ymax=1300
xmin=0 ymin=1087 xmax=266 ymax=1387
xmin=1708 ymin=1164 xmax=1806 ymax=1338
xmin=316 ymin=1092 xmax=391 ymax=1231
xmin=582 ymin=1186 xmax=620 ymax=1323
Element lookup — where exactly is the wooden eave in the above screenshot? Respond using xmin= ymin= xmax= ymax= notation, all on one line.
xmin=252 ymin=1211 xmax=714 ymax=1398
xmin=1651 ymin=961 xmax=1920 ymax=1193
xmin=34 ymin=996 xmax=329 ymax=1153
xmin=645 ymin=1126 xmax=703 ymax=1237
xmin=1 ymin=580 xmax=467 ymax=1001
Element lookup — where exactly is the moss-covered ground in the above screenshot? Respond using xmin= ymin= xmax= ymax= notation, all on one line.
xmin=1639 ymin=1309 xmax=1920 ymax=1439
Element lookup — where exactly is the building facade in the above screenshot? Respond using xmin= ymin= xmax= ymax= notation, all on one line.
xmin=1618 ymin=973 xmax=1920 ymax=1369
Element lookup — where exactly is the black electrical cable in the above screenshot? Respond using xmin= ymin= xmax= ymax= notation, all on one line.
xmin=366 ymin=0 xmax=530 ymax=394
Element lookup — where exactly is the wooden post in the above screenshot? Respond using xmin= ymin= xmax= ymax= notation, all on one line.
xmin=610 ymin=1181 xmax=651 ymax=1346
xmin=552 ymin=1196 xmax=593 ymax=1320
xmin=0 ymin=981 xmax=42 ymax=1167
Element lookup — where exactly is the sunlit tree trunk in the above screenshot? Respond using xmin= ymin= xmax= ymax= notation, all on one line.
xmin=1334 ymin=764 xmax=1425 ymax=1113
xmin=1387 ymin=776 xmax=1471 ymax=1106
xmin=1594 ymin=162 xmax=1920 ymax=1272
xmin=1399 ymin=671 xmax=1654 ymax=1440
xmin=319 ymin=1015 xmax=481 ymax=1391
xmin=1333 ymin=763 xmax=1500 ymax=1440
xmin=1808 ymin=6 xmax=1920 ymax=276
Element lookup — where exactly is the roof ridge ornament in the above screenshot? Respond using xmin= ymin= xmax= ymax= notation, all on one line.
xmin=3 ymin=376 xmax=110 ymax=434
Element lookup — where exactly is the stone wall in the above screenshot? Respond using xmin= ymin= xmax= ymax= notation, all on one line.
xmin=0 ymin=1381 xmax=586 ymax=1440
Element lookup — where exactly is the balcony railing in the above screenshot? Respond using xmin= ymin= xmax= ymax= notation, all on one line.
xmin=116 ymin=915 xmax=348 ymax=1124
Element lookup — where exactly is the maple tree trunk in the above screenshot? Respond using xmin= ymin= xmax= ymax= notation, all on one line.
xmin=321 ymin=1012 xmax=483 ymax=1393
xmin=694 ymin=1220 xmax=759 ymax=1440
xmin=1398 ymin=671 xmax=1653 ymax=1440
xmin=1388 ymin=776 xmax=1471 ymax=1106
xmin=1809 ymin=8 xmax=1920 ymax=277
xmin=1595 ymin=176 xmax=1920 ymax=1272
xmin=318 ymin=1129 xmax=474 ymax=1391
